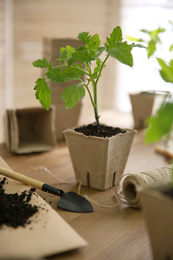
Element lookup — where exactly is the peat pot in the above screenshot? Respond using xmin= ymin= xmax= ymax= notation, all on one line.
xmin=63 ymin=126 xmax=136 ymax=190
xmin=139 ymin=183 xmax=173 ymax=260
xmin=129 ymin=92 xmax=154 ymax=129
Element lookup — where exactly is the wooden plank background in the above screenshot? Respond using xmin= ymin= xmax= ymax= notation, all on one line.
xmin=0 ymin=0 xmax=121 ymax=143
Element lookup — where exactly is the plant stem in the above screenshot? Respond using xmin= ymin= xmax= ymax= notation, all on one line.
xmin=92 ymin=54 xmax=110 ymax=125
xmin=85 ymin=83 xmax=99 ymax=125
xmin=87 ymin=63 xmax=100 ymax=125
xmin=85 ymin=84 xmax=95 ymax=109
xmin=92 ymin=80 xmax=100 ymax=125
xmin=95 ymin=54 xmax=109 ymax=86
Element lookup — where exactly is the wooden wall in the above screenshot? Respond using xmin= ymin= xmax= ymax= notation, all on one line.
xmin=0 ymin=0 xmax=6 ymax=143
xmin=13 ymin=0 xmax=120 ymax=108
xmin=0 ymin=0 xmax=121 ymax=142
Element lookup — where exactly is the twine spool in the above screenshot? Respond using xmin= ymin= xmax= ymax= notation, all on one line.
xmin=117 ymin=165 xmax=173 ymax=208
xmin=30 ymin=165 xmax=173 ymax=209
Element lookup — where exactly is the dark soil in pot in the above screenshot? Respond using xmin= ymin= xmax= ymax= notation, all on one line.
xmin=75 ymin=124 xmax=126 ymax=138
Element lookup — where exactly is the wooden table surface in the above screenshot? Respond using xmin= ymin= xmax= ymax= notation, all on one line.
xmin=0 ymin=122 xmax=171 ymax=260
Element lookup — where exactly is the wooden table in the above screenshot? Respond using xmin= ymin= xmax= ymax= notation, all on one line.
xmin=0 ymin=127 xmax=170 ymax=260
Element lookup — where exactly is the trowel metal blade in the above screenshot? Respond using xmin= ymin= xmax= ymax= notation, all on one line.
xmin=57 ymin=192 xmax=94 ymax=213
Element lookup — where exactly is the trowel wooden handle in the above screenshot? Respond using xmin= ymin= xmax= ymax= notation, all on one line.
xmin=0 ymin=166 xmax=64 ymax=197
xmin=0 ymin=167 xmax=43 ymax=190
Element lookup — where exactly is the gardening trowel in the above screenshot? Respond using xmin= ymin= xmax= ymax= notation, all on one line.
xmin=0 ymin=167 xmax=94 ymax=213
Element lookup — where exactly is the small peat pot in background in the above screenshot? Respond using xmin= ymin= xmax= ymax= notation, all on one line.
xmin=129 ymin=92 xmax=154 ymax=130
xmin=4 ymin=106 xmax=56 ymax=154
xmin=64 ymin=123 xmax=136 ymax=190
xmin=139 ymin=182 xmax=173 ymax=260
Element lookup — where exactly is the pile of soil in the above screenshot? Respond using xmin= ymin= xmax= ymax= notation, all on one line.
xmin=75 ymin=124 xmax=126 ymax=138
xmin=0 ymin=177 xmax=39 ymax=228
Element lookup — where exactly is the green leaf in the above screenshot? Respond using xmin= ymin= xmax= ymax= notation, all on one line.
xmin=68 ymin=57 xmax=76 ymax=66
xmin=151 ymin=27 xmax=165 ymax=38
xmin=157 ymin=58 xmax=173 ymax=83
xmin=107 ymin=41 xmax=133 ymax=67
xmin=94 ymin=64 xmax=101 ymax=74
xmin=170 ymin=44 xmax=173 ymax=52
xmin=89 ymin=72 xmax=98 ymax=80
xmin=169 ymin=20 xmax=173 ymax=26
xmin=148 ymin=40 xmax=156 ymax=58
xmin=145 ymin=101 xmax=173 ymax=143
xmin=34 ymin=78 xmax=52 ymax=110
xmin=61 ymin=67 xmax=84 ymax=81
xmin=126 ymin=36 xmax=144 ymax=42
xmin=60 ymin=45 xmax=76 ymax=60
xmin=45 ymin=67 xmax=64 ymax=83
xmin=59 ymin=48 xmax=68 ymax=60
xmin=93 ymin=47 xmax=105 ymax=59
xmin=138 ymin=27 xmax=166 ymax=58
xmin=140 ymin=27 xmax=165 ymax=39
xmin=72 ymin=49 xmax=93 ymax=63
xmin=131 ymin=43 xmax=146 ymax=48
xmin=65 ymin=45 xmax=76 ymax=55
xmin=32 ymin=58 xmax=51 ymax=69
xmin=77 ymin=32 xmax=90 ymax=44
xmin=106 ymin=26 xmax=123 ymax=49
xmin=88 ymin=34 xmax=100 ymax=50
xmin=140 ymin=29 xmax=150 ymax=34
xmin=62 ymin=83 xmax=85 ymax=109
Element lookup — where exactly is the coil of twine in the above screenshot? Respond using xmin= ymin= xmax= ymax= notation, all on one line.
xmin=30 ymin=165 xmax=173 ymax=209
xmin=115 ymin=165 xmax=173 ymax=208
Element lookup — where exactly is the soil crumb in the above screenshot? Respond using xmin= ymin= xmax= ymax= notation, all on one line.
xmin=75 ymin=124 xmax=126 ymax=138
xmin=0 ymin=178 xmax=39 ymax=228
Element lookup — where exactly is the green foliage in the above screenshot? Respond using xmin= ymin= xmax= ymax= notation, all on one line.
xmin=129 ymin=22 xmax=173 ymax=143
xmin=62 ymin=84 xmax=85 ymax=109
xmin=105 ymin=26 xmax=123 ymax=48
xmin=145 ymin=98 xmax=173 ymax=143
xmin=34 ymin=78 xmax=52 ymax=111
xmin=33 ymin=57 xmax=51 ymax=69
xmin=45 ymin=68 xmax=64 ymax=83
xmin=127 ymin=27 xmax=166 ymax=58
xmin=141 ymin=27 xmax=165 ymax=58
xmin=106 ymin=42 xmax=133 ymax=67
xmin=157 ymin=58 xmax=173 ymax=83
xmin=33 ymin=26 xmax=143 ymax=124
